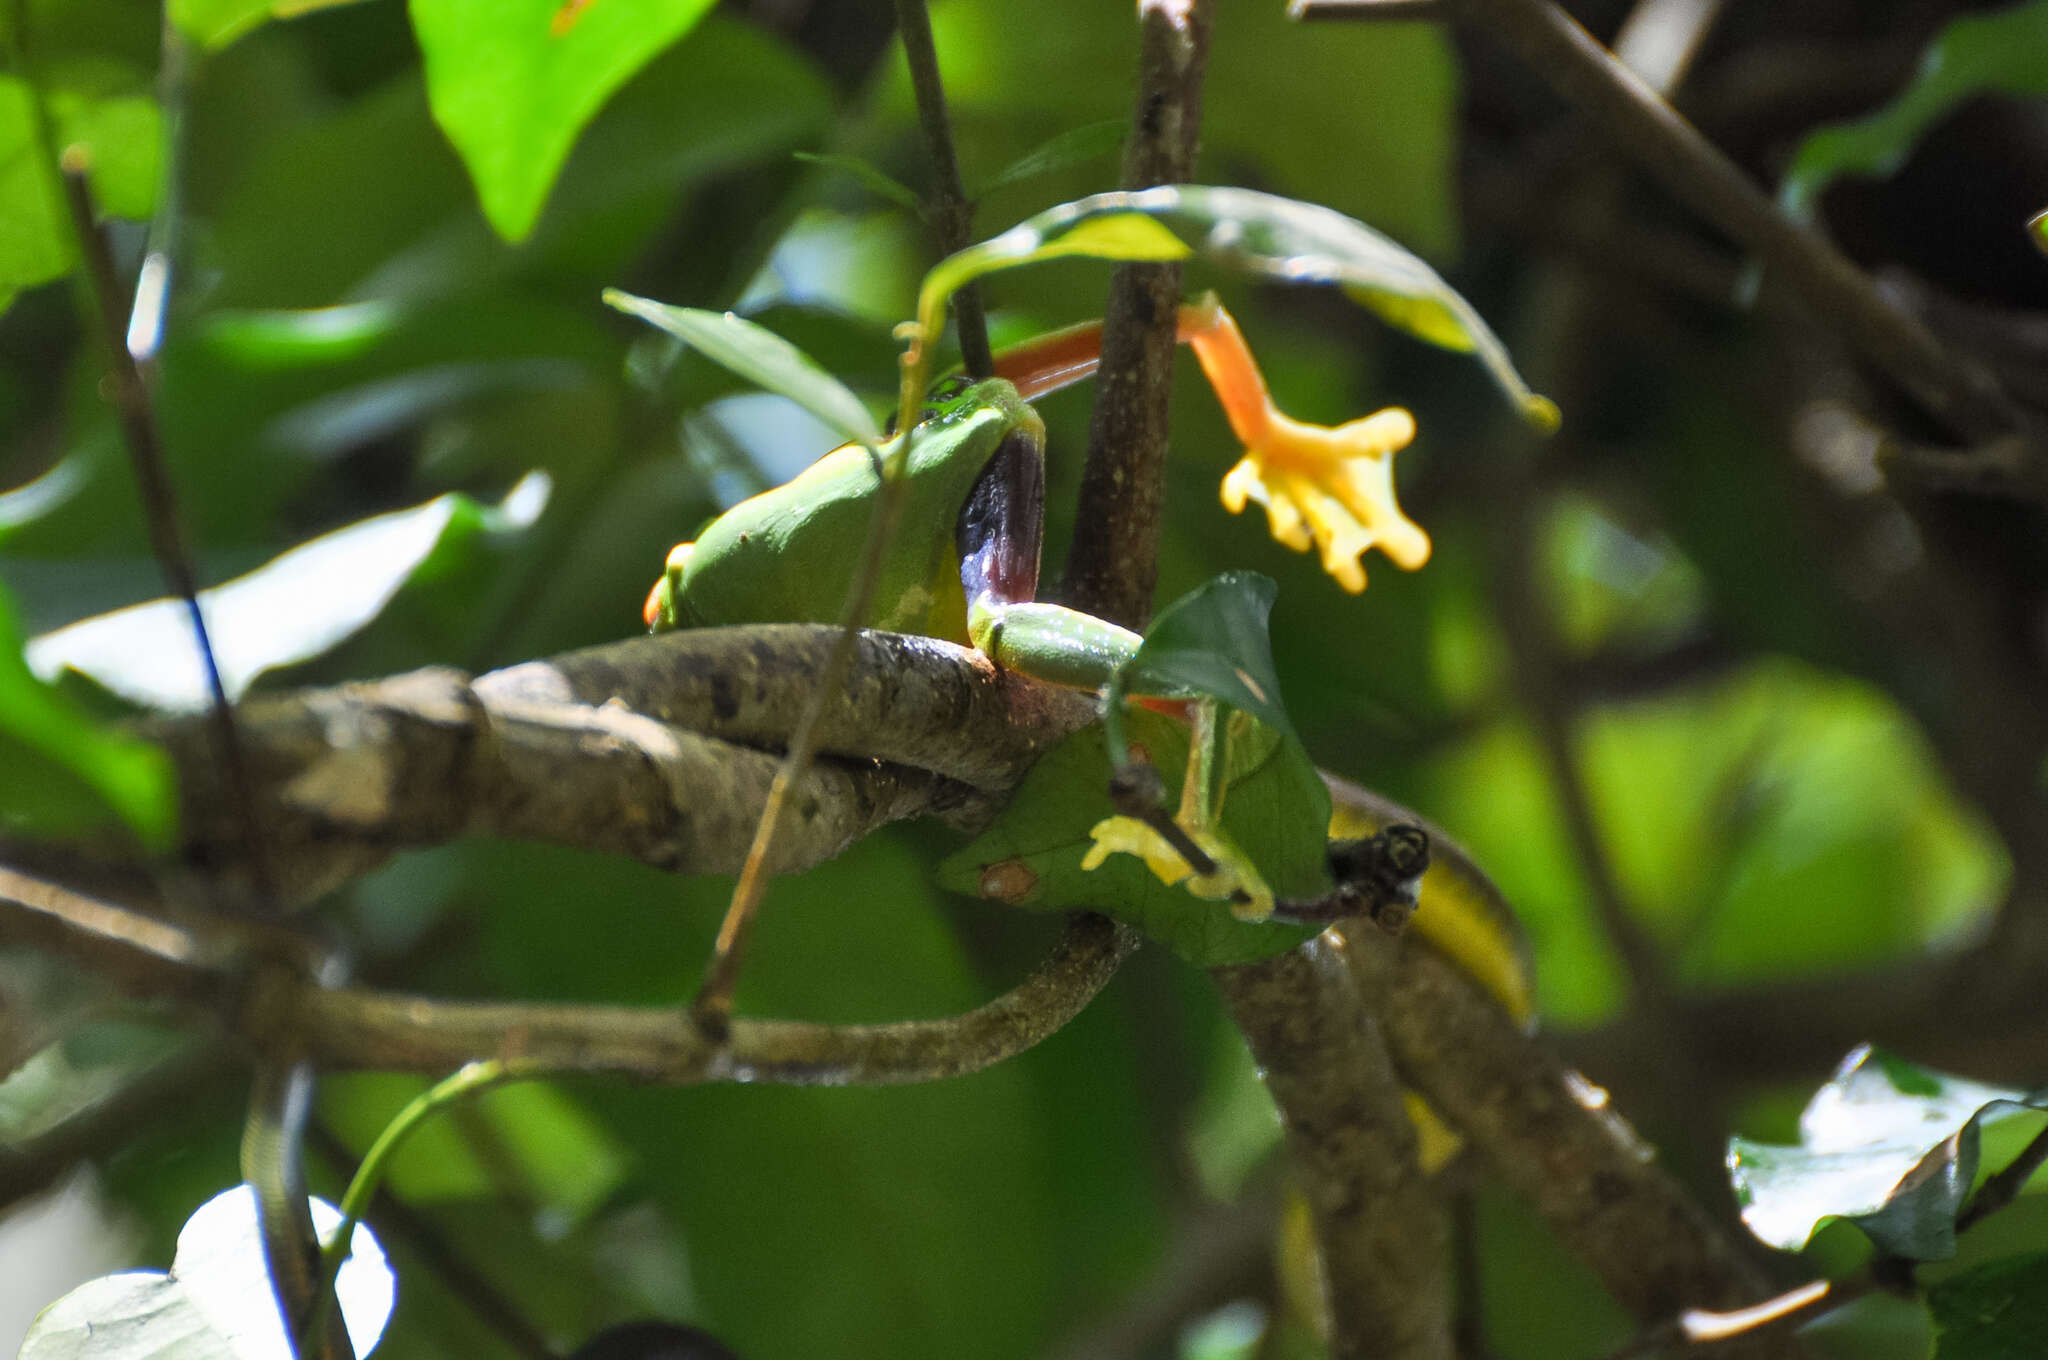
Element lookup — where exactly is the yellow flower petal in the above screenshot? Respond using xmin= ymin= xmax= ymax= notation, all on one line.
xmin=1216 ymin=404 xmax=1430 ymax=592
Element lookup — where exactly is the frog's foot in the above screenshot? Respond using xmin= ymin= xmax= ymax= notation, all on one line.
xmin=1082 ymin=815 xmax=1277 ymax=921
xmin=1219 ymin=406 xmax=1429 ymax=594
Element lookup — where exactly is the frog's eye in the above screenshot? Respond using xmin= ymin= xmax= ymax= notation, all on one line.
xmin=885 ymin=373 xmax=978 ymax=434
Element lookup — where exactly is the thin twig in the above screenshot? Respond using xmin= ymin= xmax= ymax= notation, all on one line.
xmin=1058 ymin=0 xmax=1213 ymax=628
xmin=55 ymin=164 xmax=278 ymax=911
xmin=894 ymin=0 xmax=991 ymax=377
xmin=1441 ymin=0 xmax=2038 ymax=466
xmin=306 ymin=1122 xmax=557 ymax=1360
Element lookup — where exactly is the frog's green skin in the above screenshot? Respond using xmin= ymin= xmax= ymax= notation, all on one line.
xmin=646 ymin=375 xmax=1146 ymax=692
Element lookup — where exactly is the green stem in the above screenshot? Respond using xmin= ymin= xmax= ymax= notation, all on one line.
xmin=302 ymin=1061 xmax=518 ymax=1351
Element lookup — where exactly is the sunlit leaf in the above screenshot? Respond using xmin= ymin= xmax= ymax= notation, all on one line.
xmin=604 ymin=290 xmax=881 ymax=447
xmin=411 ymin=0 xmax=718 ymax=241
xmin=1727 ymin=1046 xmax=2048 ymax=1259
xmin=27 ymin=476 xmax=550 ymax=711
xmin=1781 ymin=0 xmax=2048 ymax=219
xmin=0 ymin=583 xmax=176 ymax=849
xmin=917 ymin=186 xmax=1557 ymax=430
xmin=21 ymin=1185 xmax=393 ymax=1360
xmin=1929 ymin=1252 xmax=2048 ymax=1360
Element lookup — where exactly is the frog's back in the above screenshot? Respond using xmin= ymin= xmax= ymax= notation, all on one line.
xmin=666 ymin=381 xmax=1036 ymax=642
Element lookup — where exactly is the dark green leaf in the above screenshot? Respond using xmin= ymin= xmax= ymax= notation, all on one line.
xmin=1781 ymin=1 xmax=2048 ymax=218
xmin=27 ymin=477 xmax=549 ymax=710
xmin=604 ymin=291 xmax=881 ymax=447
xmin=1126 ymin=570 xmax=1296 ymax=741
xmin=411 ymin=0 xmax=718 ymax=241
xmin=1728 ymin=1046 xmax=2048 ymax=1259
xmin=974 ymin=119 xmax=1124 ymax=197
xmin=0 ymin=581 xmax=176 ymax=848
xmin=1930 ymin=1252 xmax=2048 ymax=1360
xmin=937 ymin=710 xmax=1329 ymax=966
xmin=793 ymin=150 xmax=924 ymax=216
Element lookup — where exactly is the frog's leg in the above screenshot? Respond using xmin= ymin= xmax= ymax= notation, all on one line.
xmin=1079 ymin=700 xmax=1278 ymax=920
xmin=991 ymin=296 xmax=1431 ymax=594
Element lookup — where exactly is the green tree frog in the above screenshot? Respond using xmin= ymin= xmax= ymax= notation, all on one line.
xmin=643 ymin=296 xmax=1432 ymax=920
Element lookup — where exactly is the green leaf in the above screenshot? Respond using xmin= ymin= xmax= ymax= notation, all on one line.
xmin=0 ymin=76 xmax=76 ymax=315
xmin=1727 ymin=1046 xmax=2048 ymax=1260
xmin=26 ymin=476 xmax=550 ymax=711
xmin=793 ymin=151 xmax=924 ymax=216
xmin=603 ymin=291 xmax=881 ymax=448
xmin=1125 ymin=570 xmax=1296 ymax=741
xmin=918 ymin=186 xmax=1557 ymax=430
xmin=169 ymin=0 xmax=373 ymax=50
xmin=0 ymin=582 xmax=176 ymax=849
xmin=937 ymin=709 xmax=1328 ymax=966
xmin=0 ymin=61 xmax=163 ymax=316
xmin=410 ymin=0 xmax=718 ymax=241
xmin=1930 ymin=1252 xmax=2048 ymax=1360
xmin=974 ymin=119 xmax=1125 ymax=197
xmin=1781 ymin=1 xmax=2048 ymax=219
xmin=21 ymin=1185 xmax=393 ymax=1359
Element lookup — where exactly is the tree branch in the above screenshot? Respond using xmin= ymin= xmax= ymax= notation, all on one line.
xmin=0 ymin=863 xmax=1140 ymax=1085
xmin=1378 ymin=945 xmax=1805 ymax=1357
xmin=90 ymin=625 xmax=1093 ymax=906
xmin=1442 ymin=0 xmax=2044 ymax=487
xmin=1214 ymin=934 xmax=1454 ymax=1360
xmin=1058 ymin=0 xmax=1213 ymax=628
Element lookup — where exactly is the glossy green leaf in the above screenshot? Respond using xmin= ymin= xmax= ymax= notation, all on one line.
xmin=21 ymin=1185 xmax=393 ymax=1359
xmin=1124 ymin=570 xmax=1296 ymax=741
xmin=604 ymin=291 xmax=881 ymax=448
xmin=0 ymin=582 xmax=176 ymax=849
xmin=27 ymin=476 xmax=550 ymax=711
xmin=937 ymin=709 xmax=1327 ymax=966
xmin=917 ymin=186 xmax=1557 ymax=430
xmin=974 ymin=119 xmax=1125 ymax=197
xmin=411 ymin=0 xmax=718 ymax=241
xmin=1728 ymin=1046 xmax=2048 ymax=1260
xmin=1781 ymin=1 xmax=2048 ymax=219
xmin=1929 ymin=1252 xmax=2048 ymax=1360
xmin=169 ymin=0 xmax=372 ymax=50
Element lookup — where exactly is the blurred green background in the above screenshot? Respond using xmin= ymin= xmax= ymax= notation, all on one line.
xmin=3 ymin=0 xmax=2043 ymax=1357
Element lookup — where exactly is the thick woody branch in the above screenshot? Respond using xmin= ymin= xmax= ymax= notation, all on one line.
xmin=123 ymin=625 xmax=1093 ymax=907
xmin=1379 ymin=946 xmax=1804 ymax=1357
xmin=1214 ymin=934 xmax=1453 ymax=1360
